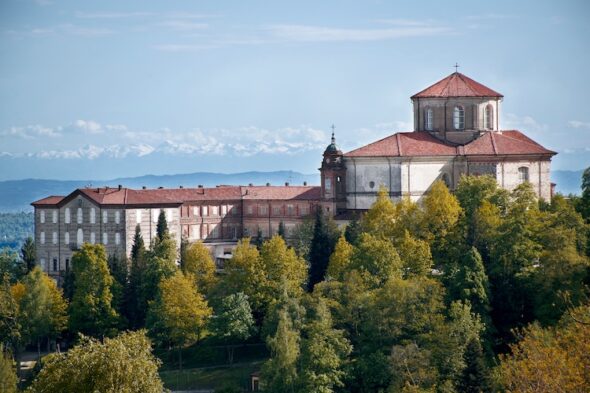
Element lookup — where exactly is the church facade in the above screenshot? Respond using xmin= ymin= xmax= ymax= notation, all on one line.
xmin=32 ymin=71 xmax=556 ymax=281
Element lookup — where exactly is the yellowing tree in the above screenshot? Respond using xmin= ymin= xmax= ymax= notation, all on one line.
xmin=260 ymin=235 xmax=308 ymax=301
xmin=422 ymin=180 xmax=461 ymax=241
xmin=326 ymin=235 xmax=354 ymax=281
xmin=182 ymin=241 xmax=217 ymax=295
xmin=146 ymin=271 xmax=211 ymax=370
xmin=361 ymin=186 xmax=397 ymax=239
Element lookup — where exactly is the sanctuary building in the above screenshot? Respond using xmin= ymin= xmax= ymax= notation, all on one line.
xmin=33 ymin=71 xmax=556 ymax=281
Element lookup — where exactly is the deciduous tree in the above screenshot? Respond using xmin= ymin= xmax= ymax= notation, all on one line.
xmin=181 ymin=241 xmax=217 ymax=295
xmin=211 ymin=292 xmax=254 ymax=364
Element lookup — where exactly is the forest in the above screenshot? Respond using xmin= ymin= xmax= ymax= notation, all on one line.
xmin=1 ymin=172 xmax=589 ymax=393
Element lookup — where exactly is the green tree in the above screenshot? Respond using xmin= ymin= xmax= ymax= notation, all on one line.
xmin=458 ymin=338 xmax=491 ymax=393
xmin=211 ymin=292 xmax=254 ymax=364
xmin=351 ymin=233 xmax=402 ymax=286
xmin=278 ymin=221 xmax=286 ymax=239
xmin=308 ymin=208 xmax=339 ymax=289
xmin=107 ymin=253 xmax=128 ymax=325
xmin=156 ymin=209 xmax=168 ymax=241
xmin=0 ymin=344 xmax=18 ymax=393
xmin=361 ymin=187 xmax=397 ymax=239
xmin=26 ymin=330 xmax=164 ymax=393
xmin=146 ymin=271 xmax=211 ymax=370
xmin=291 ymin=218 xmax=315 ymax=261
xmin=262 ymin=307 xmax=301 ymax=393
xmin=344 ymin=212 xmax=362 ymax=245
xmin=181 ymin=241 xmax=217 ymax=295
xmin=0 ymin=274 xmax=20 ymax=352
xmin=395 ymin=231 xmax=433 ymax=278
xmin=298 ymin=298 xmax=352 ymax=393
xmin=20 ymin=236 xmax=36 ymax=273
xmin=422 ymin=180 xmax=461 ymax=260
xmin=18 ymin=267 xmax=68 ymax=358
xmin=125 ymin=224 xmax=147 ymax=328
xmin=69 ymin=244 xmax=119 ymax=337
xmin=0 ymin=249 xmax=25 ymax=283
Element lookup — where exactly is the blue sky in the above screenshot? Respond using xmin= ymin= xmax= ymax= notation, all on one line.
xmin=0 ymin=0 xmax=589 ymax=180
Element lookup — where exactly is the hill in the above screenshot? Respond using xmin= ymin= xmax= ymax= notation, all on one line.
xmin=0 ymin=171 xmax=319 ymax=213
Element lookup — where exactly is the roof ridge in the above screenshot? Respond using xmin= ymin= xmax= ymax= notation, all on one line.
xmin=396 ymin=133 xmax=402 ymax=156
xmin=489 ymin=132 xmax=498 ymax=155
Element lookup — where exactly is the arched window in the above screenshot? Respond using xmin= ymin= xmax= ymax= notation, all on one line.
xmin=518 ymin=167 xmax=529 ymax=183
xmin=453 ymin=106 xmax=465 ymax=130
xmin=484 ymin=104 xmax=493 ymax=130
xmin=64 ymin=232 xmax=69 ymax=245
xmin=90 ymin=208 xmax=96 ymax=224
xmin=77 ymin=228 xmax=83 ymax=246
xmin=77 ymin=208 xmax=83 ymax=224
xmin=424 ymin=107 xmax=433 ymax=131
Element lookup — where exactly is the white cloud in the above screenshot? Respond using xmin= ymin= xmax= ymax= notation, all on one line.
xmin=73 ymin=120 xmax=103 ymax=134
xmin=568 ymin=120 xmax=590 ymax=129
xmin=0 ymin=124 xmax=61 ymax=139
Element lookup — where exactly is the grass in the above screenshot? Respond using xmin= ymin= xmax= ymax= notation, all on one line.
xmin=160 ymin=361 xmax=263 ymax=391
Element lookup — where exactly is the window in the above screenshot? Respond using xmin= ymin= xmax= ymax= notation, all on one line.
xmin=90 ymin=208 xmax=96 ymax=224
xmin=247 ymin=205 xmax=253 ymax=215
xmin=230 ymin=226 xmax=237 ymax=240
xmin=115 ymin=210 xmax=120 ymax=224
xmin=325 ymin=178 xmax=332 ymax=190
xmin=65 ymin=258 xmax=70 ymax=271
xmin=369 ymin=181 xmax=375 ymax=189
xmin=65 ymin=208 xmax=71 ymax=223
xmin=287 ymin=204 xmax=294 ymax=215
xmin=231 ymin=205 xmax=238 ymax=216
xmin=273 ymin=206 xmax=281 ymax=215
xmin=484 ymin=105 xmax=493 ymax=130
xmin=77 ymin=229 xmax=83 ymax=246
xmin=518 ymin=167 xmax=529 ymax=183
xmin=103 ymin=210 xmax=108 ymax=223
xmin=90 ymin=232 xmax=95 ymax=244
xmin=77 ymin=208 xmax=83 ymax=224
xmin=210 ymin=206 xmax=218 ymax=216
xmin=115 ymin=232 xmax=120 ymax=245
xmin=202 ymin=224 xmax=208 ymax=238
xmin=193 ymin=206 xmax=200 ymax=216
xmin=136 ymin=209 xmax=142 ymax=224
xmin=52 ymin=210 xmax=58 ymax=223
xmin=166 ymin=208 xmax=173 ymax=222
xmin=221 ymin=205 xmax=227 ymax=216
xmin=190 ymin=225 xmax=200 ymax=240
xmin=259 ymin=205 xmax=268 ymax=215
xmin=52 ymin=232 xmax=57 ymax=244
xmin=202 ymin=206 xmax=208 ymax=216
xmin=300 ymin=205 xmax=308 ymax=216
xmin=40 ymin=210 xmax=45 ymax=223
xmin=425 ymin=107 xmax=433 ymax=131
xmin=40 ymin=231 xmax=45 ymax=244
xmin=453 ymin=105 xmax=465 ymax=130
xmin=103 ymin=232 xmax=108 ymax=245
xmin=64 ymin=232 xmax=70 ymax=245
xmin=53 ymin=258 xmax=58 ymax=272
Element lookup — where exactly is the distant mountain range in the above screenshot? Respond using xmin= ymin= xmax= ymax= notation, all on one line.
xmin=0 ymin=169 xmax=583 ymax=213
xmin=0 ymin=171 xmax=320 ymax=213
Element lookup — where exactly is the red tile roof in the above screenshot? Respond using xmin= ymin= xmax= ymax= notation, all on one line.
xmin=345 ymin=131 xmax=555 ymax=158
xmin=241 ymin=186 xmax=321 ymax=200
xmin=31 ymin=195 xmax=65 ymax=206
xmin=411 ymin=72 xmax=503 ymax=99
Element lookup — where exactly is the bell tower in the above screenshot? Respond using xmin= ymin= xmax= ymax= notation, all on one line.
xmin=320 ymin=125 xmax=346 ymax=215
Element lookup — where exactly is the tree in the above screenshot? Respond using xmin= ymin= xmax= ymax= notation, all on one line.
xmin=18 ymin=267 xmax=68 ymax=358
xmin=211 ymin=292 xmax=254 ymax=364
xmin=278 ymin=221 xmax=286 ymax=239
xmin=498 ymin=306 xmax=590 ymax=393
xmin=262 ymin=307 xmax=301 ymax=393
xmin=146 ymin=271 xmax=211 ymax=370
xmin=298 ymin=298 xmax=352 ymax=393
xmin=326 ymin=235 xmax=354 ymax=282
xmin=69 ymin=244 xmax=119 ymax=337
xmin=458 ymin=338 xmax=491 ymax=393
xmin=182 ymin=241 xmax=217 ymax=295
xmin=260 ymin=235 xmax=308 ymax=301
xmin=421 ymin=180 xmax=461 ymax=259
xmin=0 ymin=344 xmax=17 ymax=393
xmin=21 ymin=236 xmax=36 ymax=273
xmin=351 ymin=233 xmax=402 ymax=286
xmin=395 ymin=231 xmax=433 ymax=278
xmin=156 ymin=209 xmax=168 ymax=241
xmin=0 ymin=249 xmax=25 ymax=283
xmin=107 ymin=253 xmax=128 ymax=325
xmin=361 ymin=187 xmax=397 ymax=239
xmin=26 ymin=330 xmax=165 ymax=393
xmin=291 ymin=218 xmax=315 ymax=261
xmin=308 ymin=208 xmax=340 ymax=289
xmin=344 ymin=212 xmax=362 ymax=245
xmin=126 ymin=224 xmax=147 ymax=328
xmin=0 ymin=274 xmax=20 ymax=352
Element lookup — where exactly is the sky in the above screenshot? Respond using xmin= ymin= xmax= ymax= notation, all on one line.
xmin=0 ymin=0 xmax=589 ymax=181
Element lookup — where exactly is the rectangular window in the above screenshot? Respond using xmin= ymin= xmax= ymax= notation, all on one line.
xmin=325 ymin=178 xmax=332 ymax=190
xmin=103 ymin=232 xmax=108 ymax=245
xmin=40 ymin=210 xmax=45 ymax=223
xmin=77 ymin=208 xmax=83 ymax=224
xmin=65 ymin=208 xmax=71 ymax=224
xmin=90 ymin=232 xmax=95 ymax=244
xmin=103 ymin=210 xmax=108 ymax=223
xmin=193 ymin=206 xmax=200 ymax=216
xmin=300 ymin=205 xmax=308 ymax=216
xmin=202 ymin=206 xmax=208 ymax=216
xmin=287 ymin=204 xmax=294 ymax=215
xmin=52 ymin=232 xmax=57 ymax=244
xmin=90 ymin=208 xmax=96 ymax=224
xmin=190 ymin=225 xmax=200 ymax=239
xmin=518 ymin=167 xmax=529 ymax=183
xmin=260 ymin=205 xmax=268 ymax=215
xmin=65 ymin=258 xmax=70 ymax=271
xmin=115 ymin=211 xmax=120 ymax=224
xmin=247 ymin=205 xmax=253 ymax=215
xmin=212 ymin=206 xmax=219 ymax=216
xmin=136 ymin=209 xmax=142 ymax=224
xmin=64 ymin=232 xmax=69 ymax=245
xmin=53 ymin=258 xmax=57 ymax=272
xmin=152 ymin=209 xmax=160 ymax=223
xmin=221 ymin=205 xmax=227 ymax=216
xmin=52 ymin=210 xmax=58 ymax=223
xmin=273 ymin=206 xmax=280 ymax=216
xmin=40 ymin=231 xmax=45 ymax=244
xmin=115 ymin=232 xmax=120 ymax=245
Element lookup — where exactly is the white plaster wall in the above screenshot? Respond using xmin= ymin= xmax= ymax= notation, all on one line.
xmin=124 ymin=207 xmax=181 ymax=259
xmin=497 ymin=160 xmax=552 ymax=201
xmin=344 ymin=158 xmax=402 ymax=209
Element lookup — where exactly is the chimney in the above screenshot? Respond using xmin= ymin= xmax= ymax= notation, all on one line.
xmin=266 ymin=182 xmax=270 ymax=186
xmin=198 ymin=185 xmax=203 ymax=188
xmin=248 ymin=183 xmax=253 ymax=186
xmin=303 ymin=181 xmax=307 ymax=186
xmin=142 ymin=186 xmax=146 ymax=190
xmin=179 ymin=185 xmax=183 ymax=189
xmin=118 ymin=184 xmax=122 ymax=191
xmin=285 ymin=182 xmax=289 ymax=186
xmin=158 ymin=186 xmax=163 ymax=189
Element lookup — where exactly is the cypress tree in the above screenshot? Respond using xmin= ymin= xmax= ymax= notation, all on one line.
xmin=126 ymin=224 xmax=147 ymax=328
xmin=156 ymin=210 xmax=168 ymax=241
xmin=21 ymin=237 xmax=36 ymax=273
xmin=308 ymin=208 xmax=338 ymax=290
xmin=458 ymin=338 xmax=491 ymax=393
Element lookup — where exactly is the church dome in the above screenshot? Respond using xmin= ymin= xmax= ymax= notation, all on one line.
xmin=324 ymin=130 xmax=341 ymax=155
